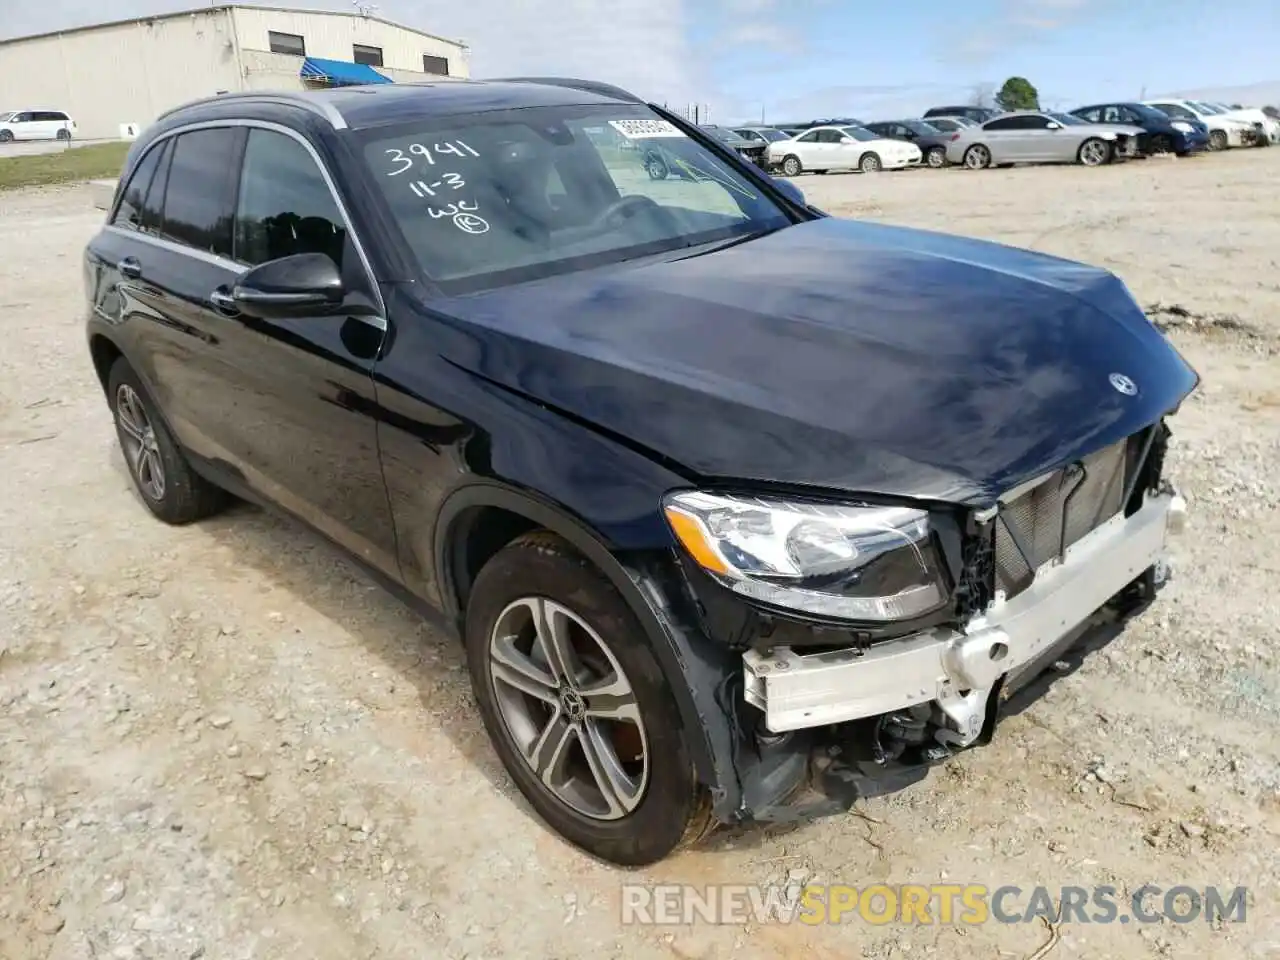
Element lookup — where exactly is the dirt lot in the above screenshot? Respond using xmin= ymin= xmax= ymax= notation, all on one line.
xmin=2 ymin=150 xmax=1279 ymax=960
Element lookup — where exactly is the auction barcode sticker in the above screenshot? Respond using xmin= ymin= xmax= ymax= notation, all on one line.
xmin=608 ymin=119 xmax=687 ymax=139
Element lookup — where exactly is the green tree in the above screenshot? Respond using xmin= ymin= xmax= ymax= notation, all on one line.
xmin=996 ymin=77 xmax=1040 ymax=112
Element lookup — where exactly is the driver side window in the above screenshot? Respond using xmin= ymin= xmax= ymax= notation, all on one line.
xmin=797 ymin=130 xmax=820 ymax=143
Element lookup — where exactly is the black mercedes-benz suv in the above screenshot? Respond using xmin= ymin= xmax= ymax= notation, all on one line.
xmin=84 ymin=78 xmax=1196 ymax=866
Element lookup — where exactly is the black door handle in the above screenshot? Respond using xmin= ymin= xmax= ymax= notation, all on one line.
xmin=118 ymin=257 xmax=142 ymax=279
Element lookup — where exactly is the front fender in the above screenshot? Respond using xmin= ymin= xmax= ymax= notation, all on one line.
xmin=433 ymin=481 xmax=746 ymax=818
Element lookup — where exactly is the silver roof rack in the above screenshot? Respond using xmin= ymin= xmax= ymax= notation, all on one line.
xmin=155 ymin=91 xmax=347 ymax=130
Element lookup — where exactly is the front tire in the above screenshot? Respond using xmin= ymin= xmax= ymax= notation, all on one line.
xmin=859 ymin=152 xmax=882 ymax=173
xmin=465 ymin=532 xmax=713 ymax=866
xmin=780 ymin=154 xmax=802 ymax=177
xmin=1209 ymin=129 xmax=1228 ymax=151
xmin=107 ymin=358 xmax=228 ymax=524
xmin=1077 ymin=137 xmax=1111 ymax=166
xmin=1147 ymin=133 xmax=1173 ymax=155
xmin=644 ymin=153 xmax=669 ymax=180
xmin=0 ymin=130 xmax=13 ymax=144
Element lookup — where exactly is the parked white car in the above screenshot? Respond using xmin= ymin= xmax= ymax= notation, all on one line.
xmin=1142 ymin=99 xmax=1254 ymax=150
xmin=1196 ymin=101 xmax=1279 ymax=145
xmin=767 ymin=125 xmax=922 ymax=176
xmin=0 ymin=109 xmax=77 ymax=143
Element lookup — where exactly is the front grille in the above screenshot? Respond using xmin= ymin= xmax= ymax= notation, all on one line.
xmin=994 ymin=438 xmax=1130 ymax=598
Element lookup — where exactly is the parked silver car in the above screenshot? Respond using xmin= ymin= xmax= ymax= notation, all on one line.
xmin=944 ymin=111 xmax=1144 ymax=169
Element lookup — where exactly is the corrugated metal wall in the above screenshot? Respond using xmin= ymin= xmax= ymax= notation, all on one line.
xmin=0 ymin=8 xmax=469 ymax=141
xmin=0 ymin=10 xmax=241 ymax=140
xmin=231 ymin=8 xmax=469 ymax=77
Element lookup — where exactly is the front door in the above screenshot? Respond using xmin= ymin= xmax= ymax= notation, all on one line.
xmin=87 ymin=124 xmax=398 ymax=576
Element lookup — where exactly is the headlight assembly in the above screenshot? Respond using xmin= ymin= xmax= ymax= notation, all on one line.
xmin=663 ymin=491 xmax=950 ymax=622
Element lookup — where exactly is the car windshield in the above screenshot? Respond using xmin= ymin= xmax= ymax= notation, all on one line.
xmin=840 ymin=127 xmax=878 ymax=142
xmin=1192 ymin=102 xmax=1222 ymax=114
xmin=904 ymin=120 xmax=941 ymax=134
xmin=753 ymin=128 xmax=789 ymax=142
xmin=704 ymin=127 xmax=741 ymax=143
xmin=359 ymin=105 xmax=791 ymax=294
xmin=1049 ymin=112 xmax=1087 ymax=126
xmin=0 ymin=112 xmax=13 ymax=122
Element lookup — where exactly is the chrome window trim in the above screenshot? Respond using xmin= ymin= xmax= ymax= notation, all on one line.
xmin=109 ymin=118 xmax=386 ymax=331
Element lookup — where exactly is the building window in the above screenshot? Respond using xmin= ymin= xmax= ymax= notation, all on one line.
xmin=353 ymin=44 xmax=384 ymax=67
xmin=268 ymin=31 xmax=306 ymax=56
xmin=422 ymin=54 xmax=449 ymax=76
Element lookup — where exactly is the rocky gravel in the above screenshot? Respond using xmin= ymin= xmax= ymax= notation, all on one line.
xmin=3 ymin=149 xmax=1280 ymax=960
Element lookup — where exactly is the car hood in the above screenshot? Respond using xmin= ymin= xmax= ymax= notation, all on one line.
xmin=434 ymin=217 xmax=1199 ymax=506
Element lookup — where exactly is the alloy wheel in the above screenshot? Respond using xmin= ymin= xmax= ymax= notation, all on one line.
xmin=1079 ymin=139 xmax=1109 ymax=166
xmin=488 ymin=596 xmax=649 ymax=821
xmin=1209 ymin=130 xmax=1228 ymax=151
xmin=927 ymin=147 xmax=946 ymax=168
xmin=860 ymin=153 xmax=882 ymax=173
xmin=964 ymin=145 xmax=989 ymax=169
xmin=115 ymin=383 xmax=166 ymax=501
xmin=782 ymin=156 xmax=801 ymax=177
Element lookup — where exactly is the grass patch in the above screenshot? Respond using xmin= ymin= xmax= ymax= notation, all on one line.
xmin=0 ymin=141 xmax=131 ymax=190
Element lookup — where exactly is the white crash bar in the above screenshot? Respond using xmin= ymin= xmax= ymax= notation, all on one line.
xmin=742 ymin=491 xmax=1185 ymax=733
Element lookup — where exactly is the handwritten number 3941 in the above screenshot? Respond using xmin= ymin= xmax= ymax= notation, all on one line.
xmin=386 ymin=141 xmax=479 ymax=176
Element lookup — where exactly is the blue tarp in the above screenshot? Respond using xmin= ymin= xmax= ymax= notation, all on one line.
xmin=299 ymin=57 xmax=392 ymax=86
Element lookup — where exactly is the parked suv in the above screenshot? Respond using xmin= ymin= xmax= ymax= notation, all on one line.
xmin=0 ymin=109 xmax=77 ymax=142
xmin=84 ymin=79 xmax=1196 ymax=866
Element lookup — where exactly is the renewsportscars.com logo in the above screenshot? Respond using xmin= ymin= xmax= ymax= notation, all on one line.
xmin=620 ymin=884 xmax=1249 ymax=927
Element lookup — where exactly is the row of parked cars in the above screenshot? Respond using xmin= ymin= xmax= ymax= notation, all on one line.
xmin=701 ymin=98 xmax=1279 ymax=176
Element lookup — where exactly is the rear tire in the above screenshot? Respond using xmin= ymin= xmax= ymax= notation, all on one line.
xmin=107 ymin=358 xmax=228 ymax=525
xmin=926 ymin=146 xmax=947 ymax=168
xmin=781 ymin=155 xmax=802 ymax=177
xmin=56 ymin=129 xmax=71 ymax=142
xmin=464 ymin=531 xmax=714 ymax=866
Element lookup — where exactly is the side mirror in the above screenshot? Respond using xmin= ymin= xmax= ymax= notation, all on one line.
xmin=772 ymin=177 xmax=806 ymax=207
xmin=231 ymin=252 xmax=344 ymax=318
xmin=1046 ymin=122 xmax=1061 ymax=130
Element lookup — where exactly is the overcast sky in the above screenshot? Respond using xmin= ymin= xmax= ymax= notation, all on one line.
xmin=2 ymin=0 xmax=1277 ymax=122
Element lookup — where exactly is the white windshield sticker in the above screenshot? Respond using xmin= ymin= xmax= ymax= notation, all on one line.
xmin=608 ymin=119 xmax=687 ymax=140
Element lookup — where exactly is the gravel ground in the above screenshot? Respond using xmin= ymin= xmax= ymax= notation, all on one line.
xmin=2 ymin=149 xmax=1279 ymax=960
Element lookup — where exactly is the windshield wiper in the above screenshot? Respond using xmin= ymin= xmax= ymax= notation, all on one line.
xmin=671 ymin=225 xmax=785 ymax=260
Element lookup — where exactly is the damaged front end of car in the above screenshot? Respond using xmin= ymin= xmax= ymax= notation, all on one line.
xmin=650 ymin=420 xmax=1187 ymax=826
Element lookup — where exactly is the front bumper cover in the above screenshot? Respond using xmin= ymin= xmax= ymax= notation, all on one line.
xmin=742 ymin=488 xmax=1185 ymax=743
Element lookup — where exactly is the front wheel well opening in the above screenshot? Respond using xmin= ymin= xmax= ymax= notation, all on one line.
xmin=449 ymin=506 xmax=541 ymax=614
xmin=89 ymin=335 xmax=123 ymax=396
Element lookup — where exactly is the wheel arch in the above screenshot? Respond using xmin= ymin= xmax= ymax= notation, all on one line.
xmin=88 ymin=332 xmax=124 ymax=397
xmin=433 ymin=480 xmax=741 ymax=815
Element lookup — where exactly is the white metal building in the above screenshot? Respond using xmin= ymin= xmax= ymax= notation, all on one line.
xmin=0 ymin=4 xmax=471 ymax=140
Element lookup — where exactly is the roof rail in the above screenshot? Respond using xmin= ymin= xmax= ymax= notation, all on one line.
xmin=154 ymin=91 xmax=348 ymax=130
xmin=491 ymin=77 xmax=644 ymax=104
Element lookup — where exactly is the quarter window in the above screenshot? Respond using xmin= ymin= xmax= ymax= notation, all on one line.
xmin=160 ymin=128 xmax=241 ymax=259
xmin=234 ymin=129 xmax=347 ymax=269
xmin=353 ymin=44 xmax=383 ymax=67
xmin=268 ymin=31 xmax=306 ymax=56
xmin=112 ymin=143 xmax=165 ymax=232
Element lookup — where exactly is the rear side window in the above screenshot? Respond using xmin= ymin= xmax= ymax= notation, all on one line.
xmin=234 ymin=129 xmax=347 ymax=269
xmin=160 ymin=128 xmax=241 ymax=259
xmin=112 ymin=144 xmax=165 ymax=232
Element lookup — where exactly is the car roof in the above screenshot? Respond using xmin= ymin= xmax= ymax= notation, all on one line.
xmin=156 ymin=78 xmax=646 ymax=133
